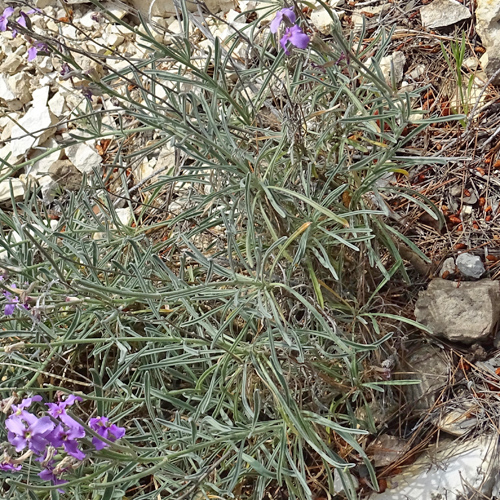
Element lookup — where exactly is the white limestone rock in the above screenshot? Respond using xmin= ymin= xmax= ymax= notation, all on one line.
xmin=409 ymin=63 xmax=426 ymax=80
xmin=8 ymin=72 xmax=32 ymax=105
xmin=106 ymin=32 xmax=125 ymax=47
xmin=65 ymin=141 xmax=102 ymax=174
xmin=48 ymin=91 xmax=67 ymax=117
xmin=115 ymin=207 xmax=133 ymax=226
xmin=380 ymin=51 xmax=406 ymax=85
xmin=26 ymin=138 xmax=62 ymax=186
xmin=102 ymin=1 xmax=129 ymax=19
xmin=420 ymin=0 xmax=471 ymax=29
xmin=78 ymin=11 xmax=99 ymax=28
xmin=0 ymin=179 xmax=25 ymax=204
xmin=0 ymin=143 xmax=21 ymax=167
xmin=368 ymin=434 xmax=500 ymax=500
xmin=10 ymin=87 xmax=56 ymax=157
xmin=0 ymin=74 xmax=16 ymax=102
xmin=310 ymin=7 xmax=343 ymax=34
xmin=36 ymin=56 xmax=54 ymax=73
xmin=439 ymin=257 xmax=456 ymax=278
xmin=128 ymin=0 xmax=176 ymax=17
xmin=352 ymin=4 xmax=389 ymax=30
xmin=476 ymin=0 xmax=500 ymax=84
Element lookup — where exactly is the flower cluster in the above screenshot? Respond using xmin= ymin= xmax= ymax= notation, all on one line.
xmin=0 ymin=6 xmax=47 ymax=61
xmin=1 ymin=395 xmax=126 ymax=491
xmin=270 ymin=7 xmax=310 ymax=55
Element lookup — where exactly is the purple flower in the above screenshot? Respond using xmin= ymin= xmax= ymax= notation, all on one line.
xmin=3 ymin=284 xmax=20 ymax=316
xmin=89 ymin=416 xmax=125 ymax=450
xmin=0 ymin=7 xmax=14 ymax=32
xmin=4 ymin=298 xmax=18 ymax=316
xmin=46 ymin=394 xmax=82 ymax=429
xmin=270 ymin=7 xmax=296 ymax=33
xmin=6 ymin=414 xmax=54 ymax=455
xmin=39 ymin=461 xmax=68 ymax=492
xmin=46 ymin=424 xmax=85 ymax=460
xmin=27 ymin=42 xmax=48 ymax=62
xmin=279 ymin=25 xmax=310 ymax=55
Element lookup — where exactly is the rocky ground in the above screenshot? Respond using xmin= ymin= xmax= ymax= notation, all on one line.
xmin=1 ymin=0 xmax=500 ymax=498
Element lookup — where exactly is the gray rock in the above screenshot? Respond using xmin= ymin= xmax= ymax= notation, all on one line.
xmin=440 ymin=257 xmax=456 ymax=278
xmin=456 ymin=252 xmax=485 ymax=278
xmin=368 ymin=434 xmax=500 ymax=499
xmin=415 ymin=279 xmax=500 ymax=344
xmin=405 ymin=344 xmax=449 ymax=410
xmin=450 ymin=184 xmax=462 ymax=197
xmin=476 ymin=0 xmax=500 ymax=84
xmin=49 ymin=160 xmax=84 ymax=191
xmin=463 ymin=191 xmax=478 ymax=205
xmin=420 ymin=0 xmax=471 ymax=29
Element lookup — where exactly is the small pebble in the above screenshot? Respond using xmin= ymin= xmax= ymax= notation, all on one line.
xmin=456 ymin=253 xmax=485 ymax=279
xmin=440 ymin=257 xmax=456 ymax=278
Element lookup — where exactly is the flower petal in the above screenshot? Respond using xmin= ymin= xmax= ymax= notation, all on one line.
xmin=5 ymin=417 xmax=25 ymax=435
xmin=108 ymin=424 xmax=125 ymax=440
xmin=64 ymin=394 xmax=82 ymax=407
xmin=280 ymin=31 xmax=290 ymax=54
xmin=32 ymin=416 xmax=55 ymax=435
xmin=27 ymin=46 xmax=37 ymax=61
xmin=9 ymin=435 xmax=28 ymax=452
xmin=289 ymin=27 xmax=309 ymax=49
xmin=2 ymin=7 xmax=14 ymax=17
xmin=4 ymin=303 xmax=16 ymax=316
xmin=92 ymin=436 xmax=107 ymax=450
xmin=269 ymin=10 xmax=283 ymax=34
xmin=16 ymin=14 xmax=26 ymax=28
xmin=63 ymin=440 xmax=85 ymax=460
xmin=30 ymin=434 xmax=49 ymax=454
